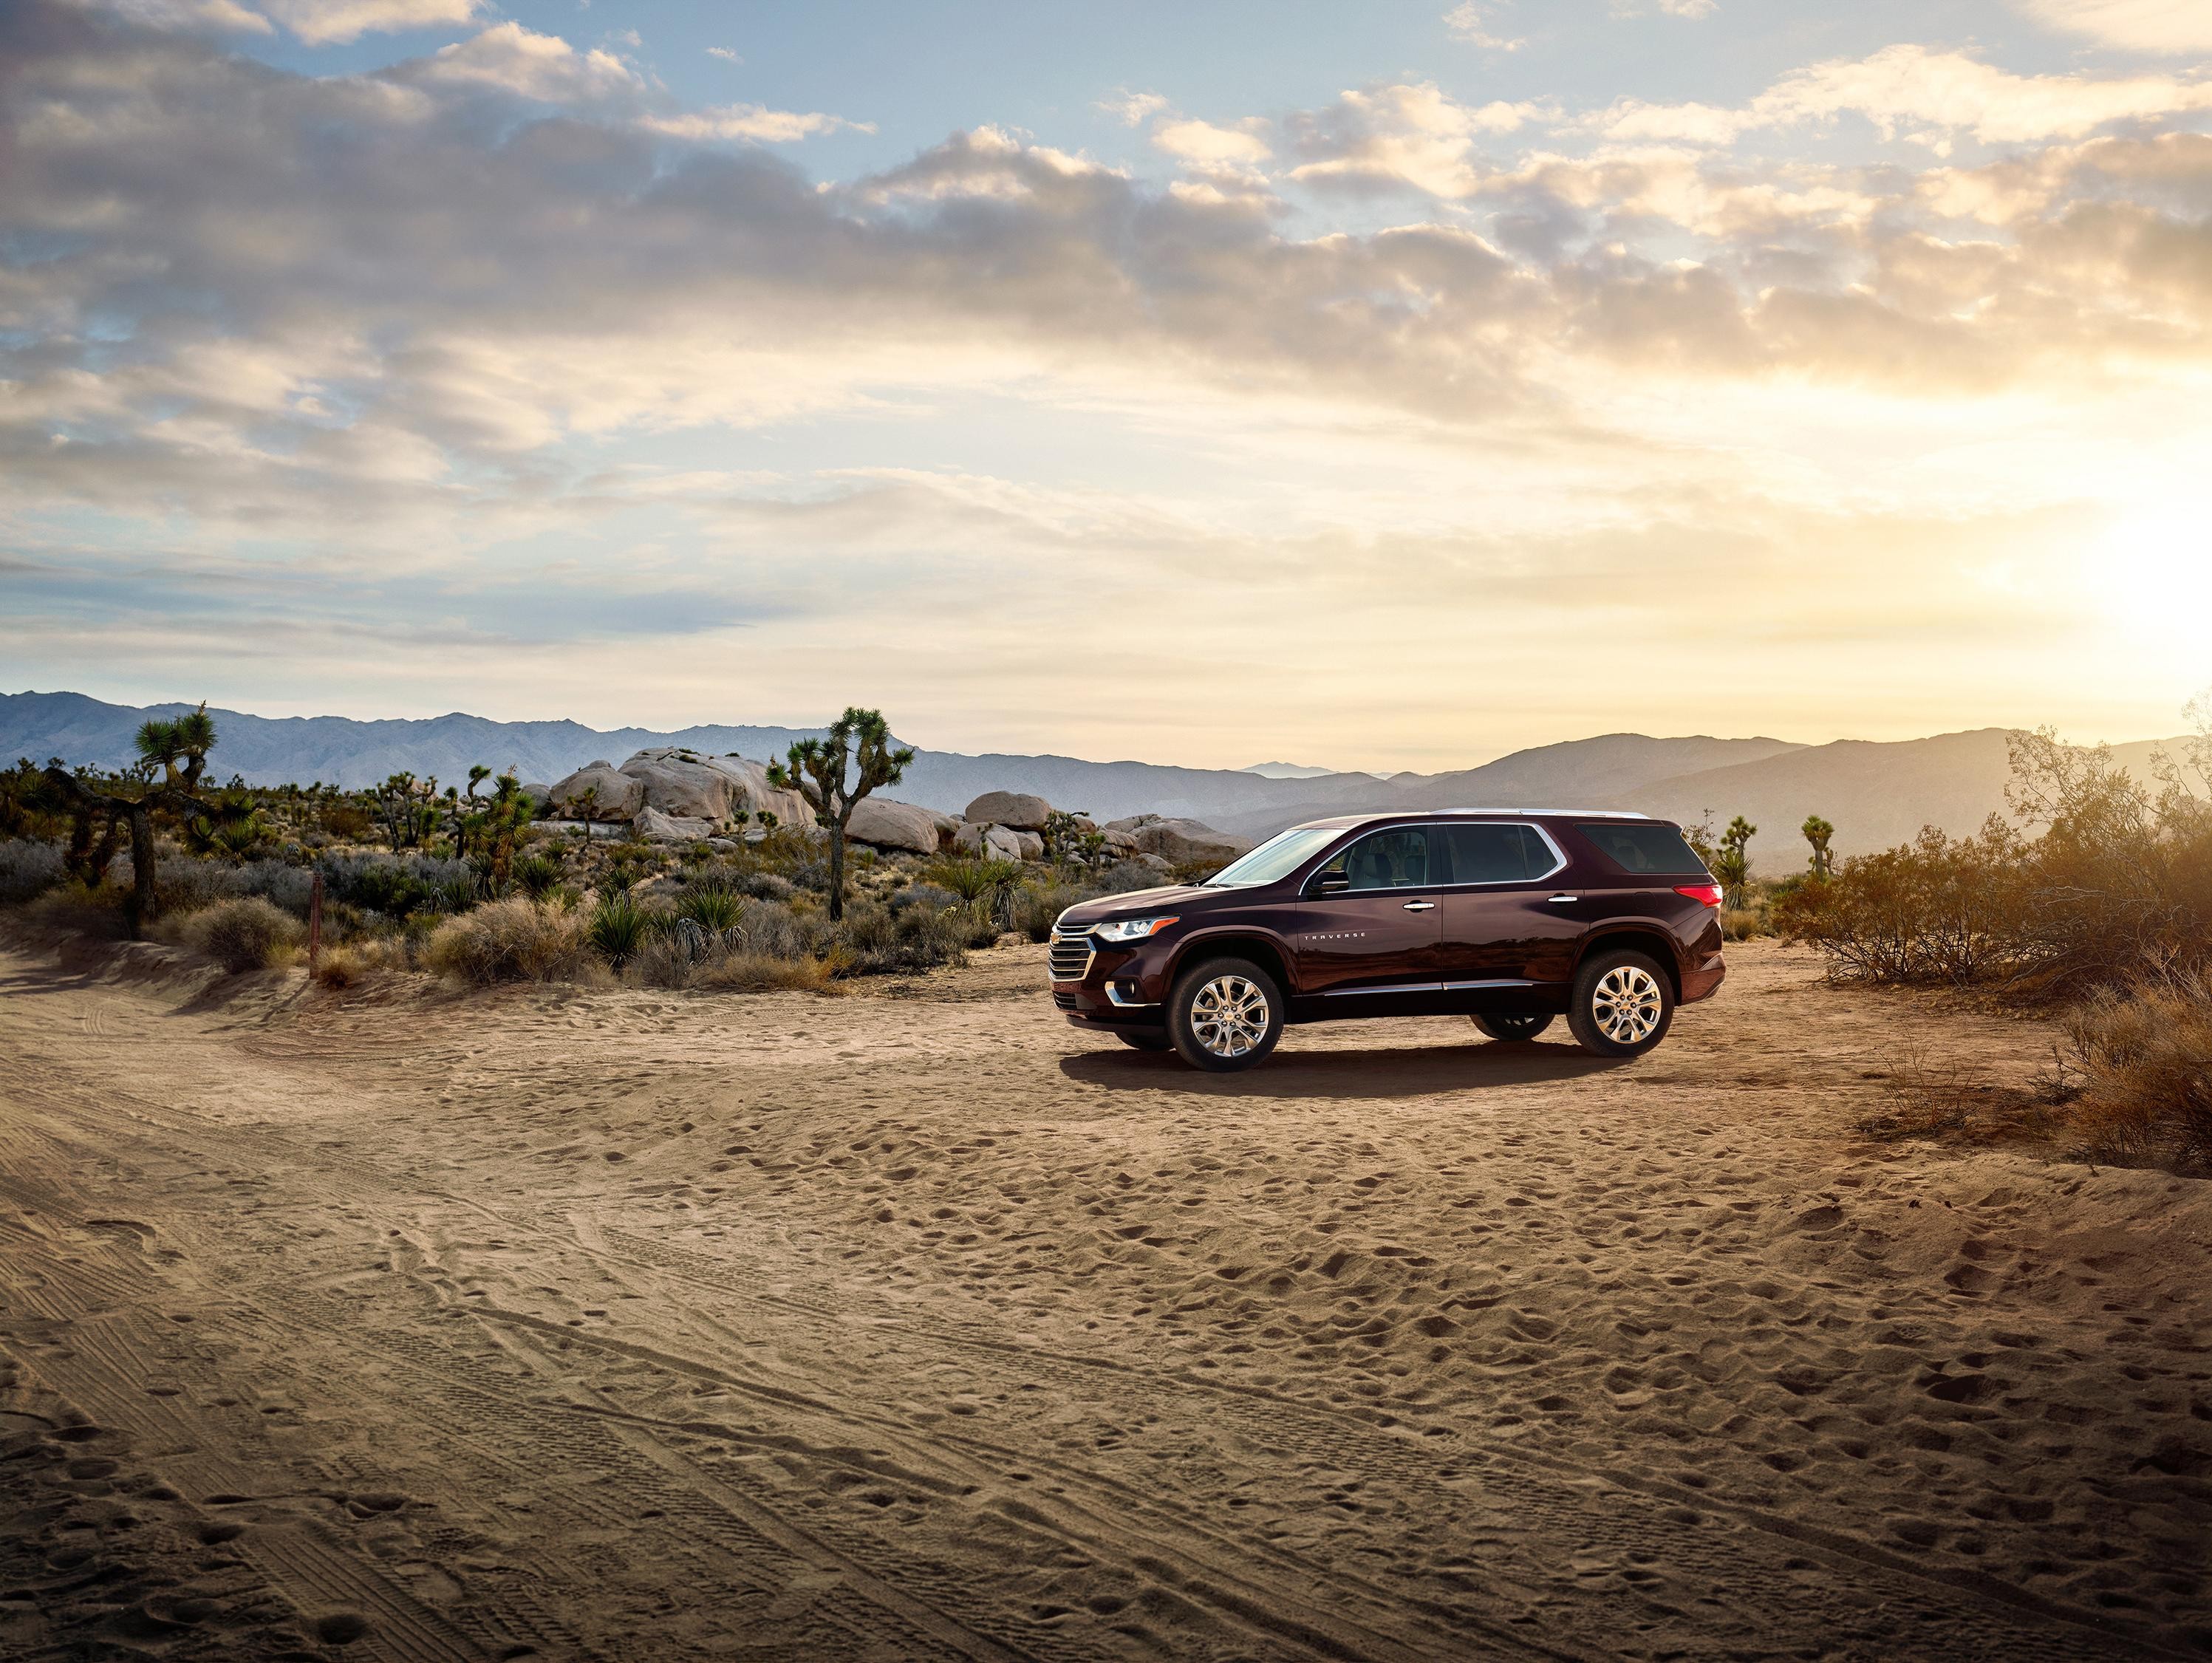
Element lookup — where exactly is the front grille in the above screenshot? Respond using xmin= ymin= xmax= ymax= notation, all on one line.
xmin=1048 ymin=929 xmax=1095 ymax=983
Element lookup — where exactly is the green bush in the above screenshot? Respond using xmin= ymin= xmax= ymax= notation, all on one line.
xmin=676 ymin=885 xmax=745 ymax=937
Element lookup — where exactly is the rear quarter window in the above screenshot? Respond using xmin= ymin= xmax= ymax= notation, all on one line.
xmin=1576 ymin=822 xmax=1709 ymax=878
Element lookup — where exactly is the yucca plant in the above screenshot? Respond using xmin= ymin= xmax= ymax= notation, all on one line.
xmin=513 ymin=854 xmax=562 ymax=898
xmin=587 ymin=892 xmax=650 ymax=968
xmin=676 ymin=886 xmax=745 ymax=938
xmin=926 ymin=856 xmax=1022 ymax=905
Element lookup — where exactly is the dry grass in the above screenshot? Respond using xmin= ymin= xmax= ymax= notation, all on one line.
xmin=175 ymin=896 xmax=303 ymax=974
xmin=694 ymin=950 xmax=841 ymax=993
xmin=1854 ymin=1043 xmax=2063 ymax=1147
xmin=423 ymin=897 xmax=590 ymax=985
xmin=2063 ymin=974 xmax=2212 ymax=1175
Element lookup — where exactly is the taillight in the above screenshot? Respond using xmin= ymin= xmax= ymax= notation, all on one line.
xmin=1675 ymin=883 xmax=1724 ymax=907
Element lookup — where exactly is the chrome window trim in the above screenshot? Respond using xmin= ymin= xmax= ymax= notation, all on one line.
xmin=1299 ymin=819 xmax=1570 ymax=896
xmin=1427 ymin=820 xmax=1570 ymax=889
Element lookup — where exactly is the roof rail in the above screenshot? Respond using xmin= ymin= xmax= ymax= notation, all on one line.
xmin=1438 ymin=807 xmax=1651 ymax=819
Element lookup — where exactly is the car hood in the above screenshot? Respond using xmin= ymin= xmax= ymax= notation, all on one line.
xmin=1055 ymin=884 xmax=1223 ymax=927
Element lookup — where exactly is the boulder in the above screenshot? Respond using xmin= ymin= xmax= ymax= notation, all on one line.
xmin=701 ymin=754 xmax=814 ymax=830
xmin=634 ymin=807 xmax=715 ymax=843
xmin=954 ymin=822 xmax=1025 ymax=861
xmin=1133 ymin=853 xmax=1173 ymax=873
xmin=1011 ymin=830 xmax=1045 ymax=861
xmin=549 ymin=764 xmax=642 ymax=822
xmin=1130 ymin=817 xmax=1250 ymax=865
xmin=964 ymin=790 xmax=1052 ymax=831
xmin=1105 ymin=813 xmax=1160 ymax=833
xmin=620 ymin=748 xmax=736 ymax=821
xmin=931 ymin=812 xmax=963 ymax=851
xmin=1101 ymin=828 xmax=1140 ymax=855
xmin=845 ymin=796 xmax=940 ymax=855
xmin=518 ymin=782 xmax=551 ymax=812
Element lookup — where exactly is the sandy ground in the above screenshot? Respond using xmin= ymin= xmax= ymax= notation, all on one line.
xmin=1 ymin=931 xmax=2208 ymax=1663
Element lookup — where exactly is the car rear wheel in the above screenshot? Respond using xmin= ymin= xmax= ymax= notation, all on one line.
xmin=1167 ymin=957 xmax=1283 ymax=1072
xmin=1472 ymin=1013 xmax=1553 ymax=1042
xmin=1116 ymin=1030 xmax=1173 ymax=1051
xmin=1567 ymin=949 xmax=1674 ymax=1057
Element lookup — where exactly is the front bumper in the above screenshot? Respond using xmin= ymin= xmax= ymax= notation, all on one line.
xmin=1048 ymin=929 xmax=1169 ymax=1025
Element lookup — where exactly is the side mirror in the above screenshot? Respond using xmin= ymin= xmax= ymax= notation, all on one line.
xmin=1308 ymin=870 xmax=1350 ymax=896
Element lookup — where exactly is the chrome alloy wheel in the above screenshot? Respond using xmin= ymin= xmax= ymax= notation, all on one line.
xmin=1189 ymin=973 xmax=1271 ymax=1058
xmin=1590 ymin=963 xmax=1663 ymax=1045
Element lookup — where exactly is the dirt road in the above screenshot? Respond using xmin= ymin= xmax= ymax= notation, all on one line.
xmin=2 ymin=932 xmax=2205 ymax=1662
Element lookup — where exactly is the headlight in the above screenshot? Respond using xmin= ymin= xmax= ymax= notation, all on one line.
xmin=1092 ymin=914 xmax=1178 ymax=943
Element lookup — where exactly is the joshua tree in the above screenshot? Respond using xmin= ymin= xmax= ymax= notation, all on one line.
xmin=768 ymin=707 xmax=915 ymax=921
xmin=38 ymin=708 xmax=246 ymax=935
xmin=1713 ymin=815 xmax=1757 ymax=909
xmin=1684 ymin=810 xmax=1718 ymax=870
xmin=1800 ymin=814 xmax=1835 ymax=879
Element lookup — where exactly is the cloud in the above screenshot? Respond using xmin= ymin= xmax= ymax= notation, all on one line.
xmin=641 ymin=104 xmax=872 ymax=142
xmin=1099 ymin=90 xmax=1169 ymax=126
xmin=1593 ymin=44 xmax=2212 ymax=147
xmin=2010 ymin=0 xmax=2212 ymax=55
xmin=411 ymin=22 xmax=641 ymax=102
xmin=705 ymin=45 xmax=740 ymax=63
xmin=1288 ymin=81 xmax=1548 ymax=197
xmin=1151 ymin=116 xmax=1271 ymax=166
xmin=1441 ymin=3 xmax=1523 ymax=51
xmin=258 ymin=0 xmax=481 ymax=46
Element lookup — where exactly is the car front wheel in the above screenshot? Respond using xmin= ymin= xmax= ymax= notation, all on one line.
xmin=1167 ymin=957 xmax=1283 ymax=1072
xmin=1566 ymin=949 xmax=1674 ymax=1057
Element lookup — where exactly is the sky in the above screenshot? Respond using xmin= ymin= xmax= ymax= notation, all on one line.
xmin=3 ymin=0 xmax=2210 ymax=772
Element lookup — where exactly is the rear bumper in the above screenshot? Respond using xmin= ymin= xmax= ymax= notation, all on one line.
xmin=1680 ymin=952 xmax=1725 ymax=1004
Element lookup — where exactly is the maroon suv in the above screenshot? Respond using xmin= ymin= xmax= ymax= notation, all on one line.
xmin=1049 ymin=810 xmax=1725 ymax=1071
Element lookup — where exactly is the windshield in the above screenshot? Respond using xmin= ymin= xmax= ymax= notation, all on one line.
xmin=1205 ymin=827 xmax=1341 ymax=888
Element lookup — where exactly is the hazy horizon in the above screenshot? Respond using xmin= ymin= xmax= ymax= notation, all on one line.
xmin=6 ymin=0 xmax=2211 ymax=770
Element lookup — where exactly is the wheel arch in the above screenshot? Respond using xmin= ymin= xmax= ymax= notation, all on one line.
xmin=1165 ymin=930 xmax=1294 ymax=1002
xmin=1574 ymin=926 xmax=1682 ymax=1000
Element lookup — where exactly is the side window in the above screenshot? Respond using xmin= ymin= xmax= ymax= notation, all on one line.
xmin=1314 ymin=829 xmax=1433 ymax=891
xmin=1440 ymin=823 xmax=1530 ymax=884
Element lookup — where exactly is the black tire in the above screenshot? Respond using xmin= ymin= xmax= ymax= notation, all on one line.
xmin=1116 ymin=1030 xmax=1174 ymax=1051
xmin=1166 ymin=957 xmax=1284 ymax=1072
xmin=1566 ymin=949 xmax=1675 ymax=1057
xmin=1473 ymin=1012 xmax=1554 ymax=1042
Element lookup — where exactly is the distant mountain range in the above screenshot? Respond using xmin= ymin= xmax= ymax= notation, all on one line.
xmin=4 ymin=690 xmax=2185 ymax=874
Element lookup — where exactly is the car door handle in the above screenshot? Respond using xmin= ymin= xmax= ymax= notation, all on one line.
xmin=1402 ymin=901 xmax=1436 ymax=912
xmin=1547 ymin=895 xmax=1579 ymax=904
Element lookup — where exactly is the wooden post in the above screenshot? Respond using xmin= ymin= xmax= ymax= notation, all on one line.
xmin=307 ymin=869 xmax=324 ymax=977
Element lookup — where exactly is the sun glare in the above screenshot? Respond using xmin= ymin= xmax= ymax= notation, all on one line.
xmin=2094 ymin=501 xmax=2212 ymax=662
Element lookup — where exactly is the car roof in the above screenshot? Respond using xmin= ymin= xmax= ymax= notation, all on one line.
xmin=1288 ymin=807 xmax=1661 ymax=833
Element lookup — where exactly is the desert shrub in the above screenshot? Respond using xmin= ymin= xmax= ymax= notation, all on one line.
xmin=1719 ymin=905 xmax=1769 ymax=943
xmin=731 ymin=898 xmax=832 ymax=961
xmin=890 ymin=881 xmax=959 ymax=914
xmin=675 ymin=885 xmax=745 ymax=938
xmin=320 ymin=852 xmax=474 ymax=919
xmin=23 ymin=880 xmax=131 ymax=937
xmin=1094 ymin=859 xmax=1169 ymax=895
xmin=627 ymin=930 xmax=701 ymax=990
xmin=1008 ymin=881 xmax=1092 ymax=943
xmin=1775 ymin=821 xmax=2031 ymax=984
xmin=926 ymin=856 xmax=1021 ymax=906
xmin=1778 ymin=721 xmax=2212 ymax=994
xmin=513 ymin=854 xmax=563 ymax=898
xmin=182 ymin=896 xmax=303 ymax=974
xmin=694 ymin=951 xmax=839 ymax=993
xmin=2063 ymin=974 xmax=2212 ymax=1175
xmin=586 ymin=892 xmax=652 ymax=968
xmin=1165 ymin=858 xmax=1223 ymax=885
xmin=423 ymin=897 xmax=588 ymax=984
xmin=0 ymin=839 xmax=66 ymax=904
xmin=233 ymin=858 xmax=317 ymax=916
xmin=731 ymin=870 xmax=796 ymax=903
xmin=831 ymin=901 xmax=970 ymax=974
xmin=313 ymin=944 xmax=364 ymax=988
